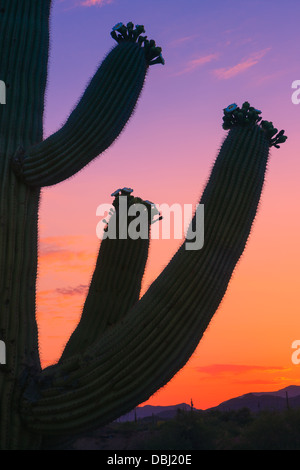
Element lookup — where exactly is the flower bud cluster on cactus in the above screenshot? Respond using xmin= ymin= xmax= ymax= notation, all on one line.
xmin=111 ymin=22 xmax=165 ymax=65
xmin=222 ymin=101 xmax=287 ymax=148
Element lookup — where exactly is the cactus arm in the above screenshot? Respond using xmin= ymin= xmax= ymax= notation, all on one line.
xmin=11 ymin=23 xmax=164 ymax=188
xmin=60 ymin=190 xmax=159 ymax=359
xmin=21 ymin=105 xmax=287 ymax=436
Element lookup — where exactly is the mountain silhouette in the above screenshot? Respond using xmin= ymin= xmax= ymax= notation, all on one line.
xmin=208 ymin=385 xmax=300 ymax=413
xmin=117 ymin=386 xmax=300 ymax=422
xmin=117 ymin=403 xmax=193 ymax=422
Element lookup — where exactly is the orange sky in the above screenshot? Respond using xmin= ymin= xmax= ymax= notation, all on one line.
xmin=35 ymin=0 xmax=300 ymax=410
xmin=36 ymin=138 xmax=300 ymax=409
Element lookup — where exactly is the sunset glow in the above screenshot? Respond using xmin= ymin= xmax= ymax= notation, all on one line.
xmin=37 ymin=0 xmax=300 ymax=410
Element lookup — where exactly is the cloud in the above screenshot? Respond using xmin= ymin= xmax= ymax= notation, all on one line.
xmin=80 ymin=0 xmax=113 ymax=6
xmin=39 ymin=239 xmax=66 ymax=257
xmin=213 ymin=48 xmax=271 ymax=79
xmin=39 ymin=241 xmax=90 ymax=264
xmin=196 ymin=364 xmax=286 ymax=376
xmin=39 ymin=236 xmax=97 ymax=257
xmin=169 ymin=35 xmax=198 ymax=48
xmin=176 ymin=53 xmax=219 ymax=76
xmin=56 ymin=284 xmax=89 ymax=296
xmin=253 ymin=69 xmax=288 ymax=86
xmin=38 ymin=236 xmax=98 ymax=274
xmin=232 ymin=378 xmax=288 ymax=386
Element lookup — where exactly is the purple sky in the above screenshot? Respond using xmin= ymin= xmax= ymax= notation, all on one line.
xmin=37 ymin=0 xmax=300 ymax=408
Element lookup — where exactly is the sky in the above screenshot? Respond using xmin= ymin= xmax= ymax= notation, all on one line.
xmin=36 ymin=0 xmax=300 ymax=410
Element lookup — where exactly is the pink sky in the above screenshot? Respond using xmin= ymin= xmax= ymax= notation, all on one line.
xmin=36 ymin=0 xmax=300 ymax=409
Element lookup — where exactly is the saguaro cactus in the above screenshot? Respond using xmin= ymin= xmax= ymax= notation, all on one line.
xmin=0 ymin=2 xmax=287 ymax=450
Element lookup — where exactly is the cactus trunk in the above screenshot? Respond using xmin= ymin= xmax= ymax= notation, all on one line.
xmin=0 ymin=0 xmax=50 ymax=449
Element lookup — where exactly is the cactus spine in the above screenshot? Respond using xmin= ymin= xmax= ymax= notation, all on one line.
xmin=0 ymin=2 xmax=287 ymax=450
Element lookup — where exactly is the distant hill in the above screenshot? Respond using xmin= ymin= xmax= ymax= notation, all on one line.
xmin=207 ymin=385 xmax=300 ymax=413
xmin=252 ymin=385 xmax=300 ymax=399
xmin=117 ymin=403 xmax=192 ymax=422
xmin=117 ymin=386 xmax=300 ymax=422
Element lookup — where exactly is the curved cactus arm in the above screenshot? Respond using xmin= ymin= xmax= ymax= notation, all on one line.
xmin=11 ymin=23 xmax=164 ymax=188
xmin=60 ymin=189 xmax=161 ymax=360
xmin=20 ymin=104 xmax=287 ymax=436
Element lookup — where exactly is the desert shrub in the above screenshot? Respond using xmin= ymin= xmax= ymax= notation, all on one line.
xmin=135 ymin=411 xmax=218 ymax=450
xmin=235 ymin=409 xmax=300 ymax=450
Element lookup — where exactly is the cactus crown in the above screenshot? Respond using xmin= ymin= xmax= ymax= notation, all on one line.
xmin=111 ymin=22 xmax=165 ymax=66
xmin=103 ymin=187 xmax=162 ymax=233
xmin=222 ymin=101 xmax=287 ymax=148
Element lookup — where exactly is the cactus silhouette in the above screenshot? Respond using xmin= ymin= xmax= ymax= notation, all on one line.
xmin=0 ymin=2 xmax=287 ymax=450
